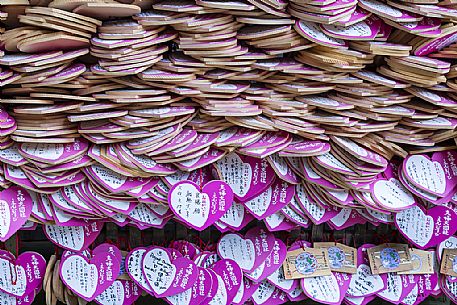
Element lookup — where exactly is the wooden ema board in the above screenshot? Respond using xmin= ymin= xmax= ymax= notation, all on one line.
xmin=1 ymin=1 xmax=457 ymax=304
xmin=0 ymin=0 xmax=455 ymax=164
